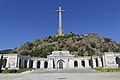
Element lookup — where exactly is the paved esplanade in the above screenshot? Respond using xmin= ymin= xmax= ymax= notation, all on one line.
xmin=0 ymin=69 xmax=120 ymax=80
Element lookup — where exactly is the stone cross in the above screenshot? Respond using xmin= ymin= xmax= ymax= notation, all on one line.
xmin=56 ymin=6 xmax=65 ymax=36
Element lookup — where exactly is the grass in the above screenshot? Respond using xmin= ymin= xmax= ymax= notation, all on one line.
xmin=0 ymin=69 xmax=27 ymax=73
xmin=94 ymin=68 xmax=120 ymax=72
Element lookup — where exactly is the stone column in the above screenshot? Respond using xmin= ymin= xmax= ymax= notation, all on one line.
xmin=63 ymin=59 xmax=67 ymax=69
xmin=48 ymin=59 xmax=54 ymax=69
xmin=68 ymin=59 xmax=70 ymax=69
xmin=102 ymin=55 xmax=106 ymax=67
xmin=33 ymin=60 xmax=37 ymax=69
xmin=85 ymin=59 xmax=90 ymax=68
xmin=48 ymin=60 xmax=50 ymax=69
xmin=50 ymin=59 xmax=53 ymax=69
xmin=93 ymin=58 xmax=97 ymax=68
xmin=27 ymin=60 xmax=30 ymax=69
xmin=21 ymin=59 xmax=24 ymax=68
xmin=77 ymin=60 xmax=80 ymax=68
xmin=69 ymin=59 xmax=74 ymax=69
xmin=6 ymin=58 xmax=10 ymax=68
xmin=55 ymin=60 xmax=58 ymax=69
xmin=40 ymin=60 xmax=44 ymax=69
xmin=78 ymin=60 xmax=82 ymax=68
xmin=65 ymin=59 xmax=68 ymax=69
xmin=65 ymin=59 xmax=69 ymax=68
xmin=97 ymin=57 xmax=102 ymax=67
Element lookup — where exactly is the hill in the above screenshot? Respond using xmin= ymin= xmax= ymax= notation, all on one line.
xmin=10 ymin=33 xmax=120 ymax=58
xmin=0 ymin=49 xmax=13 ymax=54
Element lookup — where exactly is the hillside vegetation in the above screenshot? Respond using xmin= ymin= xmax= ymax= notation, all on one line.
xmin=0 ymin=49 xmax=12 ymax=54
xmin=10 ymin=33 xmax=120 ymax=58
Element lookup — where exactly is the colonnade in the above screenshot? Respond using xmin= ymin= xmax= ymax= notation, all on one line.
xmin=2 ymin=56 xmax=120 ymax=69
xmin=69 ymin=57 xmax=103 ymax=69
xmin=19 ymin=57 xmax=104 ymax=69
xmin=1 ymin=51 xmax=120 ymax=70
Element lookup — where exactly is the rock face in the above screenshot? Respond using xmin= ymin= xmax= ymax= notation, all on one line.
xmin=11 ymin=33 xmax=120 ymax=57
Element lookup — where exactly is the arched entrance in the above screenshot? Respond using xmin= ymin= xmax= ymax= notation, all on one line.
xmin=29 ymin=60 xmax=33 ymax=68
xmin=19 ymin=59 xmax=21 ymax=68
xmin=24 ymin=60 xmax=27 ymax=68
xmin=116 ymin=57 xmax=120 ymax=67
xmin=53 ymin=60 xmax=55 ymax=69
xmin=89 ymin=59 xmax=92 ymax=67
xmin=74 ymin=61 xmax=78 ymax=68
xmin=44 ymin=61 xmax=48 ymax=68
xmin=3 ymin=58 xmax=7 ymax=68
xmin=82 ymin=60 xmax=85 ymax=67
xmin=37 ymin=61 xmax=40 ymax=68
xmin=95 ymin=58 xmax=98 ymax=67
xmin=101 ymin=58 xmax=103 ymax=67
xmin=57 ymin=60 xmax=64 ymax=69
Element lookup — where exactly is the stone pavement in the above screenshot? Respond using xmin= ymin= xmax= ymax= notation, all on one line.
xmin=30 ymin=68 xmax=98 ymax=73
xmin=0 ymin=69 xmax=120 ymax=80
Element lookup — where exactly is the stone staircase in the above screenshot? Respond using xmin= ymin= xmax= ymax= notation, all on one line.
xmin=30 ymin=68 xmax=98 ymax=74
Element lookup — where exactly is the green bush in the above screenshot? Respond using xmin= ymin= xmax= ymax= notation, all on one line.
xmin=2 ymin=69 xmax=17 ymax=73
xmin=104 ymin=38 xmax=111 ymax=42
xmin=2 ymin=69 xmax=27 ymax=73
xmin=0 ymin=70 xmax=2 ymax=73
xmin=95 ymin=68 xmax=120 ymax=72
xmin=16 ymin=69 xmax=27 ymax=73
xmin=91 ymin=43 xmax=96 ymax=48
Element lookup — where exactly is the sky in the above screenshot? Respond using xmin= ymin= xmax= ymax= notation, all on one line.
xmin=0 ymin=0 xmax=120 ymax=50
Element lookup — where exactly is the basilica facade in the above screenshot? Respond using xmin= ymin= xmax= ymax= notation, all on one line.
xmin=0 ymin=51 xmax=120 ymax=70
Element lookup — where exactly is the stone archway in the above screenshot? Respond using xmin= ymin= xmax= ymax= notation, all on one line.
xmin=19 ymin=59 xmax=21 ymax=68
xmin=89 ymin=59 xmax=92 ymax=67
xmin=37 ymin=61 xmax=40 ymax=68
xmin=29 ymin=60 xmax=33 ymax=68
xmin=95 ymin=58 xmax=98 ymax=67
xmin=101 ymin=58 xmax=103 ymax=67
xmin=82 ymin=60 xmax=85 ymax=67
xmin=3 ymin=58 xmax=7 ymax=68
xmin=53 ymin=60 xmax=55 ymax=69
xmin=74 ymin=61 xmax=78 ymax=68
xmin=24 ymin=60 xmax=27 ymax=68
xmin=57 ymin=60 xmax=65 ymax=69
xmin=44 ymin=61 xmax=48 ymax=68
xmin=116 ymin=57 xmax=120 ymax=67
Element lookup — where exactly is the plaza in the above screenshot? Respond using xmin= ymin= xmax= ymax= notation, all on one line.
xmin=0 ymin=70 xmax=120 ymax=80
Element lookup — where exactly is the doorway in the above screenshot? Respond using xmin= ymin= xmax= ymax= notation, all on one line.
xmin=58 ymin=60 xmax=64 ymax=69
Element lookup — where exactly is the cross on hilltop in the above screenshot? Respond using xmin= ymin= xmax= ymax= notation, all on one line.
xmin=56 ymin=6 xmax=65 ymax=36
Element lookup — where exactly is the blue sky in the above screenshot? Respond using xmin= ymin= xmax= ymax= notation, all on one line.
xmin=0 ymin=0 xmax=120 ymax=50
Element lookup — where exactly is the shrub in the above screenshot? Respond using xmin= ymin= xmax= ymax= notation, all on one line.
xmin=104 ymin=38 xmax=111 ymax=42
xmin=2 ymin=69 xmax=17 ymax=73
xmin=16 ymin=69 xmax=27 ymax=73
xmin=95 ymin=68 xmax=120 ymax=72
xmin=91 ymin=43 xmax=96 ymax=48
xmin=2 ymin=69 xmax=27 ymax=73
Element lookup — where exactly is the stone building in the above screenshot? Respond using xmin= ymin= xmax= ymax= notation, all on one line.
xmin=0 ymin=51 xmax=120 ymax=70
